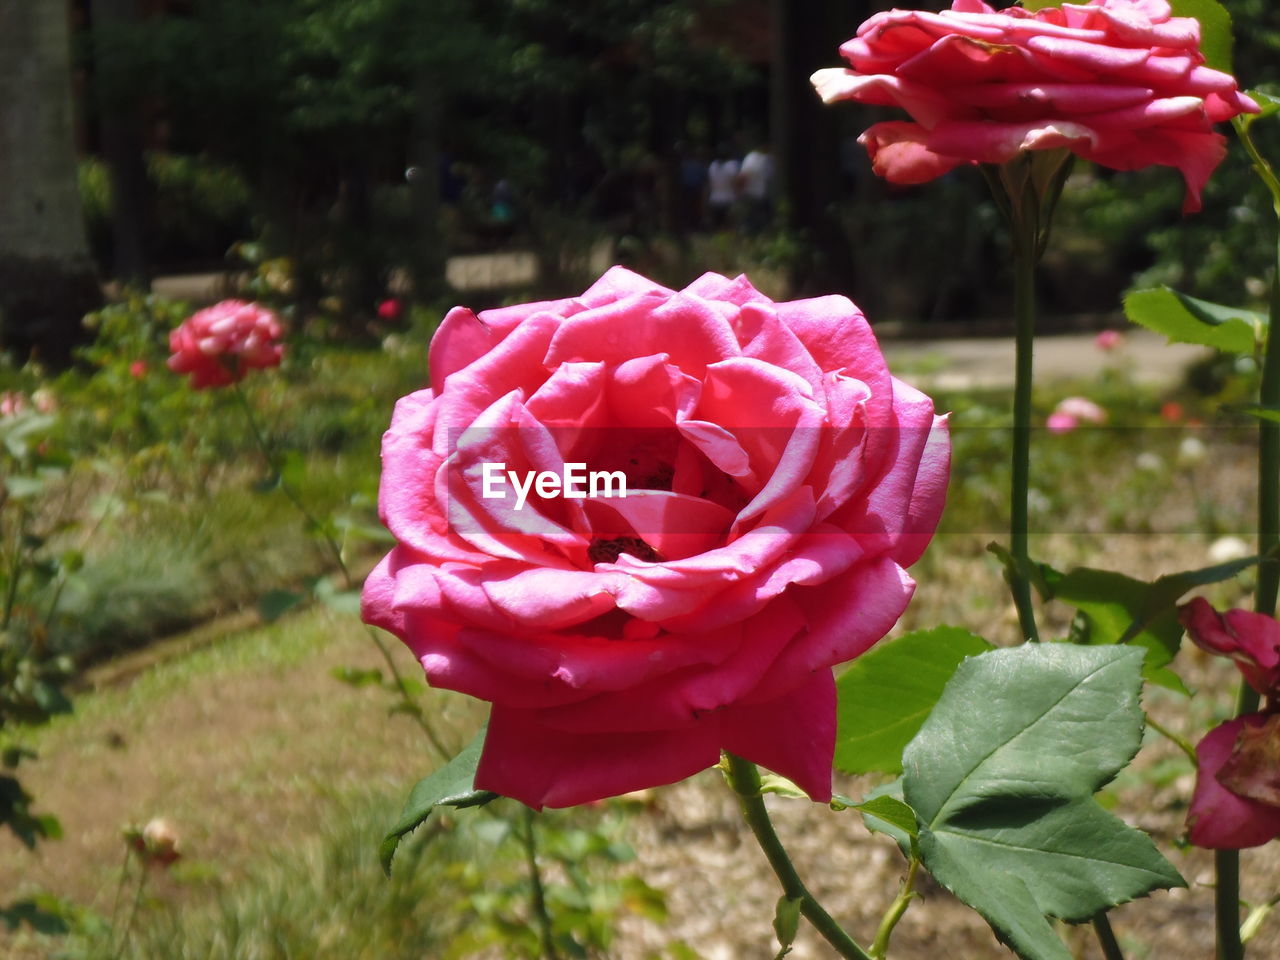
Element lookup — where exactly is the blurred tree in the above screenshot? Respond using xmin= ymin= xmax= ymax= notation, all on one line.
xmin=88 ymin=0 xmax=153 ymax=288
xmin=0 ymin=0 xmax=101 ymax=367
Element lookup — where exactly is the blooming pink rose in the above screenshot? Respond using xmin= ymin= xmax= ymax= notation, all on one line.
xmin=167 ymin=299 xmax=284 ymax=389
xmin=811 ymin=0 xmax=1258 ymax=212
xmin=377 ymin=298 xmax=403 ymax=322
xmin=362 ymin=266 xmax=950 ymax=808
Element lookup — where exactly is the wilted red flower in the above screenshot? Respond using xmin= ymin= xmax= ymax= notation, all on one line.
xmin=167 ymin=300 xmax=284 ymax=389
xmin=1181 ymin=599 xmax=1280 ymax=848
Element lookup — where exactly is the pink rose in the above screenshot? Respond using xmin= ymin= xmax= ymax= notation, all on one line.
xmin=1094 ymin=329 xmax=1123 ymax=351
xmin=811 ymin=0 xmax=1258 ymax=212
xmin=1047 ymin=395 xmax=1106 ymax=433
xmin=362 ymin=266 xmax=950 ymax=808
xmin=0 ymin=391 xmax=25 ymax=418
xmin=167 ymin=299 xmax=284 ymax=389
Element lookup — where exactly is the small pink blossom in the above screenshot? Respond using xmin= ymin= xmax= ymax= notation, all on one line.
xmin=168 ymin=300 xmax=284 ymax=389
xmin=1046 ymin=411 xmax=1079 ymax=434
xmin=0 ymin=391 xmax=25 ymax=418
xmin=129 ymin=360 xmax=148 ymax=379
xmin=1048 ymin=396 xmax=1106 ymax=432
xmin=1056 ymin=397 xmax=1107 ymax=424
xmin=377 ymin=298 xmax=403 ymax=322
xmin=1094 ymin=330 xmax=1123 ymax=351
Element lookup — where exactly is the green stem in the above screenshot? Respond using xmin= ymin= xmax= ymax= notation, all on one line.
xmin=229 ymin=383 xmax=348 ymax=583
xmin=870 ymin=856 xmax=919 ymax=959
xmin=1010 ymin=236 xmax=1041 ymax=643
xmin=1215 ymin=141 xmax=1280 ymax=960
xmin=112 ymin=862 xmax=149 ymax=960
xmin=1146 ymin=715 xmax=1198 ymax=766
xmin=1255 ymin=230 xmax=1280 ymax=622
xmin=1092 ymin=912 xmax=1126 ymax=960
xmin=228 ymin=382 xmax=449 ymax=758
xmin=1217 ymin=849 xmax=1244 ymax=960
xmin=723 ymin=754 xmax=873 ymax=960
xmin=520 ymin=808 xmax=561 ymax=960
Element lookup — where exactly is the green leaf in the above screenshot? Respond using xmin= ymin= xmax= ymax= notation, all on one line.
xmin=313 ymin=578 xmax=361 ymax=615
xmin=2 ymin=476 xmax=46 ymax=500
xmin=258 ymin=589 xmax=304 ymax=622
xmin=1240 ymin=404 xmax=1280 ymax=424
xmin=856 ymin=780 xmax=916 ymax=857
xmin=835 ymin=626 xmax=993 ymax=775
xmin=1123 ymin=287 xmax=1262 ymax=354
xmin=1242 ymin=89 xmax=1280 ymax=129
xmin=1043 ymin=567 xmax=1186 ymax=692
xmin=379 ymin=727 xmax=499 ymax=875
xmin=1019 ymin=1 xmax=1062 ymax=11
xmin=1123 ymin=552 xmax=1272 ymax=643
xmin=904 ymin=645 xmax=1184 ymax=960
xmin=330 ymin=666 xmax=383 ymax=688
xmin=856 ymin=795 xmax=919 ymax=843
xmin=772 ymin=895 xmax=803 ymax=959
xmin=1169 ymin=0 xmax=1233 ymax=73
xmin=0 ymin=898 xmax=71 ymax=935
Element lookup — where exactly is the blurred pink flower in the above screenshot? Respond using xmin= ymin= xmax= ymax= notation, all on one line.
xmin=377 ymin=298 xmax=403 ymax=322
xmin=1094 ymin=330 xmax=1123 ymax=351
xmin=1057 ymin=396 xmax=1107 ymax=423
xmin=0 ymin=391 xmax=25 ymax=418
xmin=1047 ymin=396 xmax=1106 ymax=433
xmin=168 ymin=300 xmax=284 ymax=389
xmin=129 ymin=360 xmax=148 ymax=379
xmin=1046 ymin=411 xmax=1079 ymax=434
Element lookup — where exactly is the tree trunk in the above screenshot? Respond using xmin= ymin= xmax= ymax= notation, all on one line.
xmin=770 ymin=0 xmax=868 ymax=297
xmin=408 ymin=74 xmax=449 ymax=304
xmin=0 ymin=0 xmax=101 ymax=367
xmin=90 ymin=0 xmax=152 ymax=289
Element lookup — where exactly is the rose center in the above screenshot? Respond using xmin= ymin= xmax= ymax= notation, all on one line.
xmin=588 ymin=536 xmax=663 ymax=564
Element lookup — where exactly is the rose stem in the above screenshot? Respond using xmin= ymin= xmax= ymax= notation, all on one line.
xmin=1216 ymin=121 xmax=1280 ymax=960
xmin=723 ymin=754 xmax=873 ymax=960
xmin=869 ymin=855 xmax=919 ymax=959
xmin=520 ymin=807 xmax=561 ymax=960
xmin=1010 ymin=226 xmax=1042 ymax=644
xmin=1091 ymin=912 xmax=1126 ymax=960
xmin=229 ymin=382 xmax=451 ymax=759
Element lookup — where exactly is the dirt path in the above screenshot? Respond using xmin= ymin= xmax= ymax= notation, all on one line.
xmin=2 ymin=607 xmax=467 ymax=910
